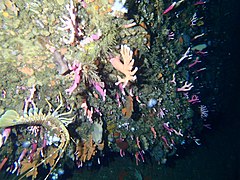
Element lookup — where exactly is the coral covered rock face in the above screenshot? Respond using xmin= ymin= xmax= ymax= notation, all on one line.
xmin=0 ymin=0 xmax=210 ymax=179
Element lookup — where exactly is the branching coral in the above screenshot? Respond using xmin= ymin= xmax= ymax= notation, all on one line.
xmin=75 ymin=135 xmax=97 ymax=163
xmin=110 ymin=45 xmax=138 ymax=88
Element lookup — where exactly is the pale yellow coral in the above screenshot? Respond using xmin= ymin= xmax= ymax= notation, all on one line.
xmin=110 ymin=45 xmax=138 ymax=88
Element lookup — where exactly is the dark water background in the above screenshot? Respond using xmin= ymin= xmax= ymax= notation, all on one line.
xmin=70 ymin=0 xmax=240 ymax=180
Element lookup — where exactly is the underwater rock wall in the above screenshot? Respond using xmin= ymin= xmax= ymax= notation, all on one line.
xmin=0 ymin=0 xmax=210 ymax=179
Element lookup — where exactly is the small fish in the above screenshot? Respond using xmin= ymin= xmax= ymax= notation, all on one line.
xmin=53 ymin=51 xmax=69 ymax=75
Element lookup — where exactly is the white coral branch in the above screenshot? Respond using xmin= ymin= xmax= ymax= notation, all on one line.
xmin=58 ymin=0 xmax=83 ymax=44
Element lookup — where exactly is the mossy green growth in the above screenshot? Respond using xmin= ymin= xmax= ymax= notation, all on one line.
xmin=0 ymin=110 xmax=20 ymax=128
